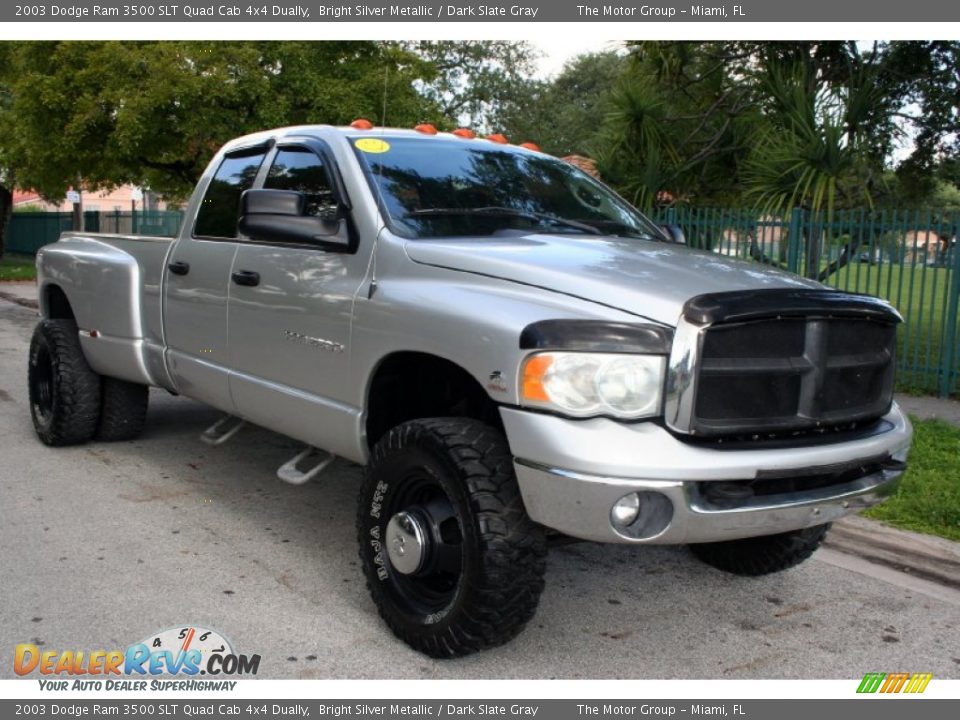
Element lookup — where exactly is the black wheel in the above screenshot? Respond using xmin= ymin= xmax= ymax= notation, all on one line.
xmin=97 ymin=378 xmax=149 ymax=441
xmin=28 ymin=319 xmax=101 ymax=447
xmin=689 ymin=524 xmax=831 ymax=576
xmin=357 ymin=418 xmax=546 ymax=658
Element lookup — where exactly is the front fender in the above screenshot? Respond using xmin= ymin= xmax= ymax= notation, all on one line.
xmin=348 ymin=263 xmax=645 ymax=410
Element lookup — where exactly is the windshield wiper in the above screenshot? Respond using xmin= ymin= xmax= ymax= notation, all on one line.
xmin=568 ymin=218 xmax=660 ymax=241
xmin=404 ymin=206 xmax=604 ymax=235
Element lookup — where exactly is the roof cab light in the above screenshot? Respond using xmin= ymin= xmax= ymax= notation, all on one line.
xmin=452 ymin=128 xmax=476 ymax=139
xmin=486 ymin=133 xmax=509 ymax=144
xmin=414 ymin=123 xmax=438 ymax=135
xmin=350 ymin=118 xmax=374 ymax=130
xmin=519 ymin=142 xmax=542 ymax=152
xmin=520 ymin=351 xmax=665 ymax=420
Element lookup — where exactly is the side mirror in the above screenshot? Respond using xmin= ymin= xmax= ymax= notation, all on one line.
xmin=659 ymin=223 xmax=686 ymax=245
xmin=238 ymin=189 xmax=350 ymax=250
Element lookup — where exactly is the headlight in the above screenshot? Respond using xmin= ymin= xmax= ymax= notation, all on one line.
xmin=520 ymin=352 xmax=665 ymax=419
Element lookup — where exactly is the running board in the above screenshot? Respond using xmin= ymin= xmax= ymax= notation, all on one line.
xmin=277 ymin=447 xmax=336 ymax=485
xmin=200 ymin=415 xmax=246 ymax=446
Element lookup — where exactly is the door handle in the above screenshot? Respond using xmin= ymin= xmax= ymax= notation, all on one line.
xmin=167 ymin=260 xmax=190 ymax=276
xmin=231 ymin=270 xmax=260 ymax=287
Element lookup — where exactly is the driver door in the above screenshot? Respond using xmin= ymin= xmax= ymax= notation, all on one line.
xmin=225 ymin=140 xmax=369 ymax=456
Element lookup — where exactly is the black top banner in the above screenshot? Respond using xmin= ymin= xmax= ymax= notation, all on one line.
xmin=5 ymin=0 xmax=960 ymax=22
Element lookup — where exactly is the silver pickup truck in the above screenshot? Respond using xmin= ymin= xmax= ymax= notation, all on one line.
xmin=29 ymin=124 xmax=912 ymax=657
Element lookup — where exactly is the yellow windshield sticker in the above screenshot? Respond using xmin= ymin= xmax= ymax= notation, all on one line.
xmin=355 ymin=138 xmax=391 ymax=154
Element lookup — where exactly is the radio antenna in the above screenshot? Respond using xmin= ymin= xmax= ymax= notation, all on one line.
xmin=367 ymin=64 xmax=390 ymax=301
xmin=380 ymin=65 xmax=389 ymax=129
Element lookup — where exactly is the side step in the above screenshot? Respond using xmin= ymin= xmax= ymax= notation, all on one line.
xmin=200 ymin=415 xmax=246 ymax=446
xmin=277 ymin=447 xmax=336 ymax=485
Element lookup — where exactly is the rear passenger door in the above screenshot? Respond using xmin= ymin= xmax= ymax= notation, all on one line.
xmin=163 ymin=144 xmax=269 ymax=411
xmin=225 ymin=140 xmax=370 ymax=456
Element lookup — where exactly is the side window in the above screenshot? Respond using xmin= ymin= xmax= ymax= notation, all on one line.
xmin=264 ymin=148 xmax=338 ymax=219
xmin=194 ymin=149 xmax=267 ymax=239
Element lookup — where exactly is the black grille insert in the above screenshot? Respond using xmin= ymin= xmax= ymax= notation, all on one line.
xmin=692 ymin=316 xmax=897 ymax=436
xmin=694 ymin=456 xmax=905 ymax=510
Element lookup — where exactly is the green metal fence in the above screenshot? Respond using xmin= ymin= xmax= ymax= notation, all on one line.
xmin=6 ymin=212 xmax=77 ymax=255
xmin=6 ymin=210 xmax=184 ymax=255
xmin=652 ymin=207 xmax=960 ymax=397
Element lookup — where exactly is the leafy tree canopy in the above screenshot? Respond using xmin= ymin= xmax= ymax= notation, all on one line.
xmin=405 ymin=40 xmax=540 ymax=133
xmin=497 ymin=50 xmax=629 ymax=157
xmin=5 ymin=41 xmax=440 ymax=200
xmin=588 ymin=41 xmax=960 ymax=213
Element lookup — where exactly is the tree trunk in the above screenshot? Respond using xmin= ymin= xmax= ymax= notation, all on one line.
xmin=0 ymin=182 xmax=12 ymax=262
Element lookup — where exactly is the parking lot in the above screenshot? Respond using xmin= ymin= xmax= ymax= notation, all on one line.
xmin=1 ymin=299 xmax=958 ymax=679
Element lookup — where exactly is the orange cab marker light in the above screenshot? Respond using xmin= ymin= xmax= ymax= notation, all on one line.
xmin=519 ymin=142 xmax=541 ymax=152
xmin=350 ymin=118 xmax=374 ymax=130
xmin=522 ymin=355 xmax=553 ymax=403
xmin=486 ymin=133 xmax=509 ymax=144
xmin=415 ymin=123 xmax=438 ymax=135
xmin=452 ymin=128 xmax=476 ymax=139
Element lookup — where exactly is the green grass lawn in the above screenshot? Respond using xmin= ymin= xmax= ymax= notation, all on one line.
xmin=0 ymin=253 xmax=36 ymax=282
xmin=864 ymin=417 xmax=960 ymax=542
xmin=827 ymin=263 xmax=957 ymax=395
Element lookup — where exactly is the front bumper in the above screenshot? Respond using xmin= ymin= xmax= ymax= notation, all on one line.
xmin=502 ymin=404 xmax=912 ymax=544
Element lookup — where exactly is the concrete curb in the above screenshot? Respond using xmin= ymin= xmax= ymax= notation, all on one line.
xmin=825 ymin=515 xmax=960 ymax=590
xmin=0 ymin=290 xmax=38 ymax=311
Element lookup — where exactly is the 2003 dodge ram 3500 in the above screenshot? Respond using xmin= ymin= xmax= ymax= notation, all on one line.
xmin=29 ymin=125 xmax=912 ymax=657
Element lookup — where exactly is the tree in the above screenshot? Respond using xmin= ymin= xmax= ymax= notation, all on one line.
xmin=4 ymin=41 xmax=439 ymax=202
xmin=497 ymin=51 xmax=629 ymax=157
xmin=742 ymin=61 xmax=886 ymax=217
xmin=0 ymin=43 xmax=15 ymax=260
xmin=407 ymin=41 xmax=540 ymax=133
xmin=885 ymin=42 xmax=960 ymax=203
xmin=593 ymin=42 xmax=766 ymax=209
xmin=590 ymin=42 xmax=955 ymax=279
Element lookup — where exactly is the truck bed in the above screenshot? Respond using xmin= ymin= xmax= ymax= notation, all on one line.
xmin=37 ymin=232 xmax=176 ymax=389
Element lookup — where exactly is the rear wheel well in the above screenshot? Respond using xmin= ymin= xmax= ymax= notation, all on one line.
xmin=365 ymin=352 xmax=503 ymax=450
xmin=44 ymin=285 xmax=75 ymax=321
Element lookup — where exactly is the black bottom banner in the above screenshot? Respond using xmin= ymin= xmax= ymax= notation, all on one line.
xmin=1 ymin=700 xmax=955 ymax=720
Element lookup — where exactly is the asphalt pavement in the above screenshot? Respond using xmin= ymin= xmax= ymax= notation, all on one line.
xmin=1 ymin=298 xmax=958 ymax=679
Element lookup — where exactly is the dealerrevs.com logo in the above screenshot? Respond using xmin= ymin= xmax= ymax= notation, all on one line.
xmin=15 ymin=625 xmax=260 ymax=691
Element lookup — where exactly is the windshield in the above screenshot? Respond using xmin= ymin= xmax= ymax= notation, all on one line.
xmin=351 ymin=136 xmax=663 ymax=240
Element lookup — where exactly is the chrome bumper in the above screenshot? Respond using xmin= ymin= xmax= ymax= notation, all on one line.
xmin=502 ymin=404 xmax=912 ymax=545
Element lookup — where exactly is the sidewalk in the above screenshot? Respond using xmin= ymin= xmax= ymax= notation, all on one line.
xmin=896 ymin=394 xmax=960 ymax=428
xmin=0 ymin=281 xmax=38 ymax=310
xmin=827 ymin=515 xmax=960 ymax=590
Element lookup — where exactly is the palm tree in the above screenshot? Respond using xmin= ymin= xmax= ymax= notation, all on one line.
xmin=743 ymin=63 xmax=886 ymax=277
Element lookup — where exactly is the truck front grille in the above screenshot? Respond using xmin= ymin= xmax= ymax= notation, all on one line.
xmin=666 ymin=290 xmax=900 ymax=438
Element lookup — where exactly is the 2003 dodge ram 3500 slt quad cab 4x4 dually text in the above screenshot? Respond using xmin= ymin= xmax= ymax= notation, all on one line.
xmin=29 ymin=124 xmax=912 ymax=657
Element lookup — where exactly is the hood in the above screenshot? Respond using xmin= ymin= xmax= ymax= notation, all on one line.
xmin=404 ymin=234 xmax=821 ymax=326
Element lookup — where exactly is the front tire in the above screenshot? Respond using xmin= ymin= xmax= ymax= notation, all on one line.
xmin=28 ymin=319 xmax=101 ymax=446
xmin=357 ymin=418 xmax=546 ymax=658
xmin=689 ymin=524 xmax=831 ymax=576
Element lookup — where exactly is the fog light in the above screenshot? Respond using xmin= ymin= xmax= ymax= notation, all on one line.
xmin=611 ymin=493 xmax=641 ymax=527
xmin=610 ymin=491 xmax=675 ymax=540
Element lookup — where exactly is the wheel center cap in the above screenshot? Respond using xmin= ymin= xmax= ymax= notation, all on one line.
xmin=386 ymin=511 xmax=427 ymax=575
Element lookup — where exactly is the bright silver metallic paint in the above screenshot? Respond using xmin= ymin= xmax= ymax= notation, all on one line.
xmin=34 ymin=125 xmax=913 ymax=544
